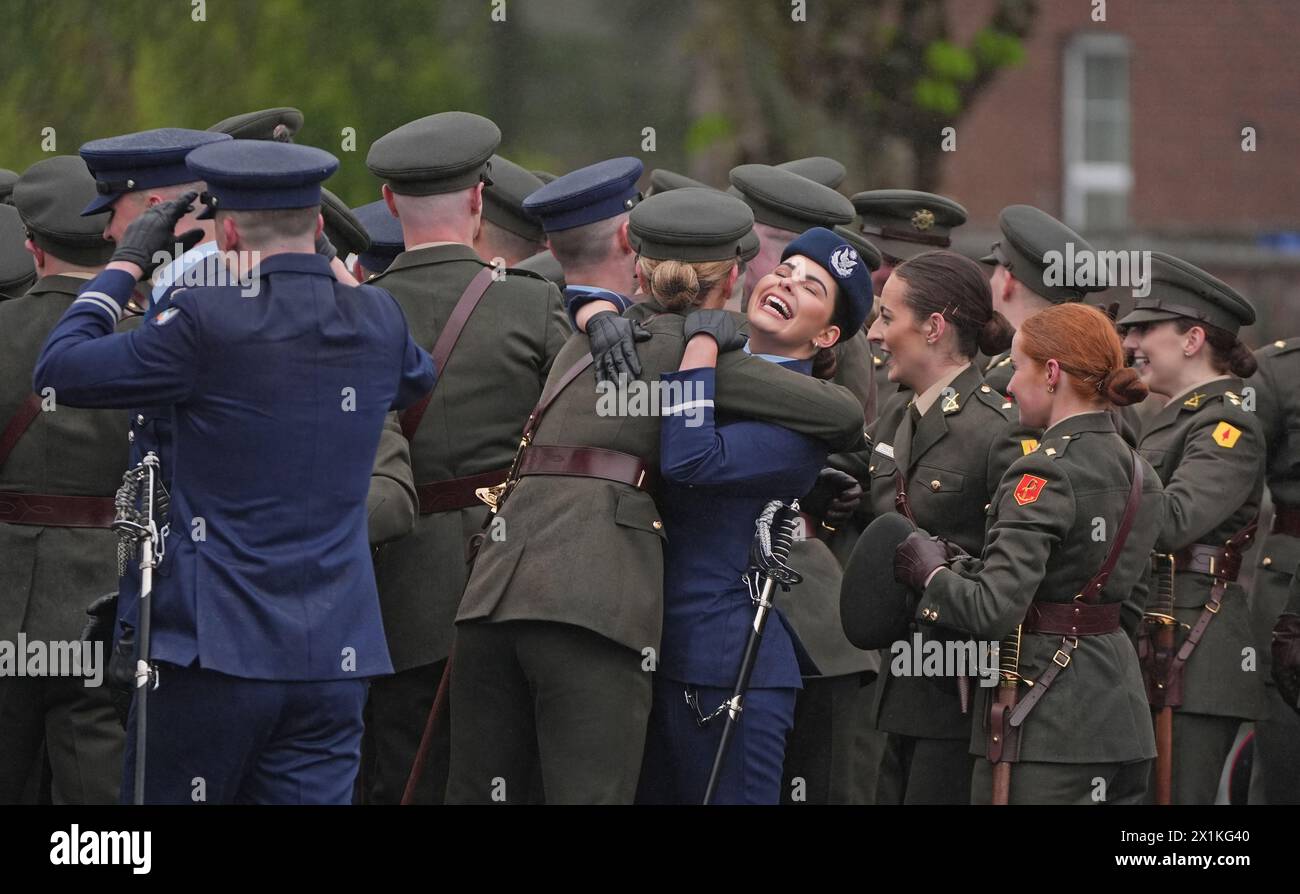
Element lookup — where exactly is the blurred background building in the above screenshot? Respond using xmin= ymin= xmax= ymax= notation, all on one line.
xmin=3 ymin=0 xmax=1294 ymax=336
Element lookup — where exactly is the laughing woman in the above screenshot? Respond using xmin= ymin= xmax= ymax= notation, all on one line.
xmin=636 ymin=228 xmax=873 ymax=805
xmin=1118 ymin=253 xmax=1267 ymax=804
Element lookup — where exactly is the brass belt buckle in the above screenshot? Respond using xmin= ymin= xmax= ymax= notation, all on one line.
xmin=475 ymin=482 xmax=507 ymax=509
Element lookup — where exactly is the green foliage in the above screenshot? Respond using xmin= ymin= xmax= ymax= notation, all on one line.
xmin=912 ymin=77 xmax=961 ymax=116
xmin=685 ymin=114 xmax=736 ymax=156
xmin=925 ymin=40 xmax=976 ymax=82
xmin=974 ymin=27 xmax=1027 ymax=69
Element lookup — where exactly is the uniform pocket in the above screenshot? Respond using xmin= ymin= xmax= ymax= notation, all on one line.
xmin=915 ymin=464 xmax=967 ymax=496
xmin=613 ymin=490 xmax=666 ymax=540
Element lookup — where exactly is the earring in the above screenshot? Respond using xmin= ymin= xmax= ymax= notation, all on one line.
xmin=1047 ymin=385 xmax=1055 ymax=394
xmin=1184 ymin=350 xmax=1192 ymax=357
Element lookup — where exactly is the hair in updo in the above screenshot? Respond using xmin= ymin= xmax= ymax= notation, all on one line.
xmin=892 ymin=250 xmax=1014 ymax=360
xmin=1173 ymin=319 xmax=1258 ymax=378
xmin=636 ymin=257 xmax=737 ymax=312
xmin=1019 ymin=303 xmax=1148 ymax=406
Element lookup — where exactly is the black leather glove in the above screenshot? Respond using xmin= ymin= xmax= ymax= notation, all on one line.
xmin=110 ymin=192 xmax=202 ymax=279
xmin=801 ymin=467 xmax=863 ymax=530
xmin=683 ymin=309 xmax=747 ymax=353
xmin=316 ymin=230 xmax=338 ymax=260
xmin=587 ymin=310 xmax=650 ymax=385
xmin=1272 ymin=613 xmax=1300 ymax=713
xmin=81 ymin=592 xmax=118 ymax=645
xmin=108 ymin=624 xmax=136 ymax=729
xmin=894 ymin=532 xmax=952 ymax=593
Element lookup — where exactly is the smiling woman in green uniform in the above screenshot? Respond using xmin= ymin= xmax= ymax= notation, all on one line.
xmin=896 ymin=302 xmax=1162 ymax=804
xmin=1118 ymin=253 xmax=1266 ymax=805
xmin=852 ymin=249 xmax=1025 ymax=804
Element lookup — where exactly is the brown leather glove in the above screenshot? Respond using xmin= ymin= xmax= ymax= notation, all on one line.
xmin=1272 ymin=613 xmax=1300 ymax=713
xmin=894 ymin=531 xmax=951 ymax=593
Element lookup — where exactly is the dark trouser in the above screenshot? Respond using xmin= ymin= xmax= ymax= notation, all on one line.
xmin=1251 ymin=687 xmax=1300 ymax=804
xmin=0 ymin=675 xmax=122 ymax=805
xmin=446 ymin=620 xmax=652 ymax=805
xmin=639 ymin=678 xmax=797 ymax=805
xmin=876 ymin=734 xmax=975 ymax=805
xmin=1146 ymin=712 xmax=1241 ymax=805
xmin=972 ymin=757 xmax=1151 ymax=804
xmin=358 ymin=658 xmax=448 ymax=804
xmin=781 ymin=673 xmax=876 ymax=804
xmin=120 ymin=664 xmax=367 ymax=804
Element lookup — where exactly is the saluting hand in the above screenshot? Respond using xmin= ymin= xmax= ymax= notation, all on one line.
xmin=588 ymin=311 xmax=651 ymax=385
xmin=110 ymin=191 xmax=204 ymax=279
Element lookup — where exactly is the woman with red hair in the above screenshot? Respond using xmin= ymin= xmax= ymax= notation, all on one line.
xmin=893 ymin=303 xmax=1162 ymax=804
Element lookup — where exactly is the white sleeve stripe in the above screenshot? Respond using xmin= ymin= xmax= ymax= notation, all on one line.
xmin=662 ymin=399 xmax=715 ymax=415
xmin=74 ymin=294 xmax=122 ymax=321
xmin=78 ymin=290 xmax=124 ymax=318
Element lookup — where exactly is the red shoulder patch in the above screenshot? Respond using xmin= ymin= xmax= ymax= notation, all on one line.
xmin=1012 ymin=473 xmax=1048 ymax=506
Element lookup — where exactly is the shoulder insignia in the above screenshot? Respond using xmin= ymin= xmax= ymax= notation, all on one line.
xmin=1001 ymin=400 xmax=1014 ymax=410
xmin=941 ymin=391 xmax=961 ymax=414
xmin=1013 ymin=473 xmax=1048 ymax=506
xmin=1044 ymin=446 xmax=1057 ymax=457
xmin=1224 ymin=391 xmax=1241 ymax=406
xmin=1212 ymin=421 xmax=1242 ymax=449
xmin=1183 ymin=391 xmax=1207 ymax=409
xmin=997 ymin=356 xmax=1012 ymax=368
xmin=153 ymin=306 xmax=182 ymax=326
xmin=1021 ymin=439 xmax=1039 ymax=455
xmin=1276 ymin=340 xmax=1287 ymax=349
xmin=873 ymin=354 xmax=884 ymax=367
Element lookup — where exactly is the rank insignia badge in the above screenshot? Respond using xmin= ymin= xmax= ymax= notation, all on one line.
xmin=1212 ymin=421 xmax=1242 ymax=448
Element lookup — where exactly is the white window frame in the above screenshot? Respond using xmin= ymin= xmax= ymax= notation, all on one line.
xmin=1062 ymin=32 xmax=1133 ymax=229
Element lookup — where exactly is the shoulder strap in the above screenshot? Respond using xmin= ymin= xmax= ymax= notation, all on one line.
xmin=0 ymin=394 xmax=43 ymax=473
xmin=1077 ymin=448 xmax=1145 ymax=604
xmin=522 ymin=354 xmax=596 ymax=441
xmin=399 ymin=267 xmax=495 ymax=442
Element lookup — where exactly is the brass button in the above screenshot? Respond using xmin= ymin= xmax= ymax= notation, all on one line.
xmin=930 ymin=609 xmax=940 ymax=621
xmin=1262 ymin=556 xmax=1272 ymax=567
xmin=983 ymin=503 xmax=991 ymax=511
xmin=980 ymin=385 xmax=990 ymax=393
xmin=930 ymin=479 xmax=941 ymax=491
xmin=869 ymin=464 xmax=876 ymax=473
xmin=652 ymin=520 xmax=663 ymax=530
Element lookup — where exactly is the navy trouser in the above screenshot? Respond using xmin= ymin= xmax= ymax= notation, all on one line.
xmin=120 ymin=664 xmax=367 ymax=804
xmin=638 ymin=677 xmax=797 ymax=805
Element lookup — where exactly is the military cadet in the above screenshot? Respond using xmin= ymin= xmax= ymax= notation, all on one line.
xmin=349 ymin=199 xmax=405 ymax=281
xmin=1247 ymin=336 xmax=1300 ymax=803
xmin=840 ymin=250 xmax=1027 ymax=804
xmin=0 ymin=205 xmax=37 ymax=300
xmin=646 ymin=167 xmax=711 ymax=196
xmin=474 ymin=155 xmax=547 ymax=267
xmin=978 ymin=205 xmax=1108 ymax=396
xmin=523 ymin=156 xmax=643 ymax=311
xmin=639 ymin=226 xmax=874 ymax=805
xmin=446 ymin=188 xmax=866 ymax=804
xmin=1118 ymin=254 xmax=1267 ymax=804
xmin=33 ymin=139 xmax=435 ymax=804
xmin=893 ymin=303 xmax=1161 ymax=804
xmin=851 ymin=189 xmax=970 ymax=409
xmin=0 ymin=156 xmax=124 ymax=804
xmin=361 ymin=111 xmax=570 ymax=805
xmin=0 ymin=169 xmax=17 ymax=205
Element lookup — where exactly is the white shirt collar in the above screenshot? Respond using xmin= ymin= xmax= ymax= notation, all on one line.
xmin=151 ymin=239 xmax=220 ymax=303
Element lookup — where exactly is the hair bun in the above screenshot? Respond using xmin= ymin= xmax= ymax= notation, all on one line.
xmin=1102 ymin=366 xmax=1148 ymax=407
xmin=976 ymin=310 xmax=1015 ymax=356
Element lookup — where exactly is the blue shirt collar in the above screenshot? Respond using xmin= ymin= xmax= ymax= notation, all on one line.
xmin=743 ymin=341 xmax=814 ymax=373
xmin=151 ymin=239 xmax=220 ymax=302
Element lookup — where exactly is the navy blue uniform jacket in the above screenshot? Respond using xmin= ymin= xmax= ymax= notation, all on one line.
xmin=33 ymin=254 xmax=435 ymax=680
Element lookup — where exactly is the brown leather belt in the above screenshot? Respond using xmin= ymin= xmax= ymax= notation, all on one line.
xmin=798 ymin=511 xmax=830 ymax=542
xmin=0 ymin=491 xmax=116 ymax=528
xmin=415 ymin=468 xmax=510 ymax=515
xmin=516 ymin=445 xmax=654 ymax=490
xmin=1174 ymin=542 xmax=1243 ymax=581
xmin=1273 ymin=503 xmax=1300 ymax=538
xmin=1022 ymin=601 xmax=1122 ymax=637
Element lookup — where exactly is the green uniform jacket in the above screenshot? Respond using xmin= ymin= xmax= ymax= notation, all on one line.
xmin=367 ymin=411 xmax=417 ymax=547
xmin=781 ymin=328 xmax=880 ymax=680
xmin=854 ymin=365 xmax=1027 ymax=739
xmin=368 ymin=245 xmax=569 ymax=670
xmin=0 ymin=275 xmax=132 ymax=643
xmin=456 ymin=297 xmax=867 ymax=656
xmin=918 ymin=412 xmax=1162 ymax=763
xmin=1137 ymin=378 xmax=1266 ymax=720
xmin=1247 ymin=339 xmax=1300 ymax=685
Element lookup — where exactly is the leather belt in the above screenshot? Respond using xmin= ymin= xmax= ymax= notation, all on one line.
xmin=0 ymin=491 xmax=116 ymax=528
xmin=415 ymin=468 xmax=510 ymax=515
xmin=517 ymin=445 xmax=654 ymax=490
xmin=798 ymin=511 xmax=831 ymax=542
xmin=1173 ymin=542 xmax=1243 ymax=581
xmin=1022 ymin=601 xmax=1121 ymax=637
xmin=1272 ymin=503 xmax=1300 ymax=538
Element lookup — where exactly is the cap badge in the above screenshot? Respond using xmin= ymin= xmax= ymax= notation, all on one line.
xmin=830 ymin=245 xmax=859 ymax=277
xmin=911 ymin=209 xmax=935 ymax=231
